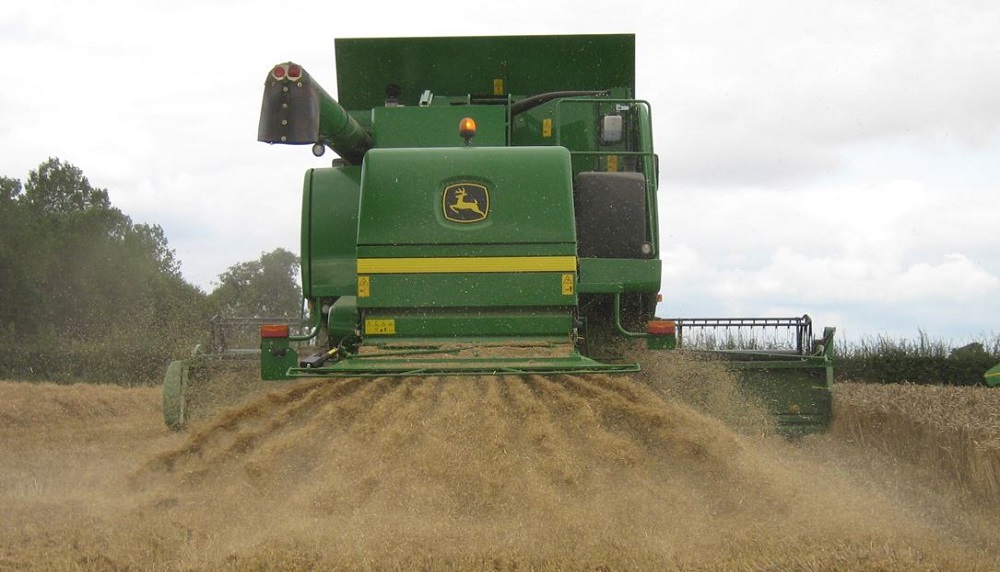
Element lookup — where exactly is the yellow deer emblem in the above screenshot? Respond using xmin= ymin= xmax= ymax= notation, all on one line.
xmin=443 ymin=183 xmax=489 ymax=223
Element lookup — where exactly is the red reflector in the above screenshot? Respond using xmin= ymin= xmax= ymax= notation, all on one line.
xmin=647 ymin=320 xmax=676 ymax=335
xmin=272 ymin=65 xmax=286 ymax=80
xmin=260 ymin=324 xmax=290 ymax=338
xmin=287 ymin=63 xmax=302 ymax=80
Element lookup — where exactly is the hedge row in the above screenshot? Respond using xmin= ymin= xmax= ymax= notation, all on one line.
xmin=835 ymin=336 xmax=999 ymax=386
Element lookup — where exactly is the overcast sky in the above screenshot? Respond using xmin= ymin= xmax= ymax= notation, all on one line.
xmin=2 ymin=0 xmax=997 ymax=342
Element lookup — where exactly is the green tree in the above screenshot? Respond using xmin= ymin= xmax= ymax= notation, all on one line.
xmin=16 ymin=158 xmax=133 ymax=338
xmin=0 ymin=176 xmax=20 ymax=203
xmin=22 ymin=157 xmax=111 ymax=215
xmin=0 ymin=176 xmax=30 ymax=334
xmin=210 ymin=248 xmax=302 ymax=319
xmin=0 ymin=158 xmax=210 ymax=382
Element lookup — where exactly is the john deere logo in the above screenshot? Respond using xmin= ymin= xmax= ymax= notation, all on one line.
xmin=443 ymin=183 xmax=489 ymax=223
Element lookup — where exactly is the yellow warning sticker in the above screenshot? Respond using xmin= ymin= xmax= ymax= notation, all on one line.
xmin=358 ymin=276 xmax=370 ymax=298
xmin=493 ymin=78 xmax=504 ymax=95
xmin=607 ymin=154 xmax=618 ymax=172
xmin=542 ymin=118 xmax=553 ymax=138
xmin=365 ymin=319 xmax=396 ymax=335
xmin=561 ymin=273 xmax=575 ymax=296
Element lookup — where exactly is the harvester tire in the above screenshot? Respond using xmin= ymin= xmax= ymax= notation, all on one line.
xmin=163 ymin=360 xmax=189 ymax=431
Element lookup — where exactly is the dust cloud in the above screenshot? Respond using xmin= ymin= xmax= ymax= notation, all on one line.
xmin=2 ymin=356 xmax=999 ymax=569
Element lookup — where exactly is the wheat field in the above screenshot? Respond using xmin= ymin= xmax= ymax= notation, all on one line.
xmin=833 ymin=382 xmax=1000 ymax=505
xmin=1 ymin=356 xmax=999 ymax=570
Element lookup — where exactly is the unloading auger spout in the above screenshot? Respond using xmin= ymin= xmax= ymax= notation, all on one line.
xmin=257 ymin=62 xmax=372 ymax=164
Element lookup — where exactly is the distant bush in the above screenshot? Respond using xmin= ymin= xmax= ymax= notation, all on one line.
xmin=836 ymin=331 xmax=1000 ymax=386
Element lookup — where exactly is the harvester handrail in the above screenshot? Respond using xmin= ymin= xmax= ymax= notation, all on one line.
xmin=552 ymin=98 xmax=654 ymax=158
xmin=553 ymin=97 xmax=658 ymax=257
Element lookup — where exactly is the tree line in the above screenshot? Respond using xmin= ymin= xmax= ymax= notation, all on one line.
xmin=0 ymin=158 xmax=303 ymax=384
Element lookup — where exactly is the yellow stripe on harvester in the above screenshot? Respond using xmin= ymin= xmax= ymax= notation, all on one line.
xmin=357 ymin=256 xmax=577 ymax=274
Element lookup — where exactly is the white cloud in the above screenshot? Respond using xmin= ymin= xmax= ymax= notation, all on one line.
xmin=710 ymin=248 xmax=998 ymax=305
xmin=893 ymin=254 xmax=999 ymax=300
xmin=658 ymin=175 xmax=1000 ymax=338
xmin=652 ymin=0 xmax=1000 ymax=186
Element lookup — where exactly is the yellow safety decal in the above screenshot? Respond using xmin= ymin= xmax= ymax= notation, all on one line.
xmin=607 ymin=154 xmax=618 ymax=172
xmin=561 ymin=273 xmax=574 ymax=296
xmin=358 ymin=276 xmax=370 ymax=298
xmin=493 ymin=78 xmax=504 ymax=95
xmin=357 ymin=256 xmax=577 ymax=274
xmin=365 ymin=319 xmax=396 ymax=335
xmin=542 ymin=118 xmax=553 ymax=138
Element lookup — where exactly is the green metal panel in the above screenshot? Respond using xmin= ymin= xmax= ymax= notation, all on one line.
xmin=362 ymin=310 xmax=572 ymax=339
xmin=372 ymin=105 xmax=507 ymax=148
xmin=357 ymin=146 xmax=576 ymax=246
xmin=335 ymin=35 xmax=635 ymax=110
xmin=720 ymin=354 xmax=834 ymax=435
xmin=353 ymin=145 xmax=579 ymax=342
xmin=260 ymin=336 xmax=299 ymax=381
xmin=357 ymin=244 xmax=575 ymax=258
xmin=302 ymin=166 xmax=361 ymax=298
xmin=360 ymin=273 xmax=576 ymax=308
xmin=577 ymin=258 xmax=662 ymax=293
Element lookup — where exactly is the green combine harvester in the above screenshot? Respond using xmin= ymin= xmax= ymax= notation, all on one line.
xmin=163 ymin=34 xmax=835 ymax=434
